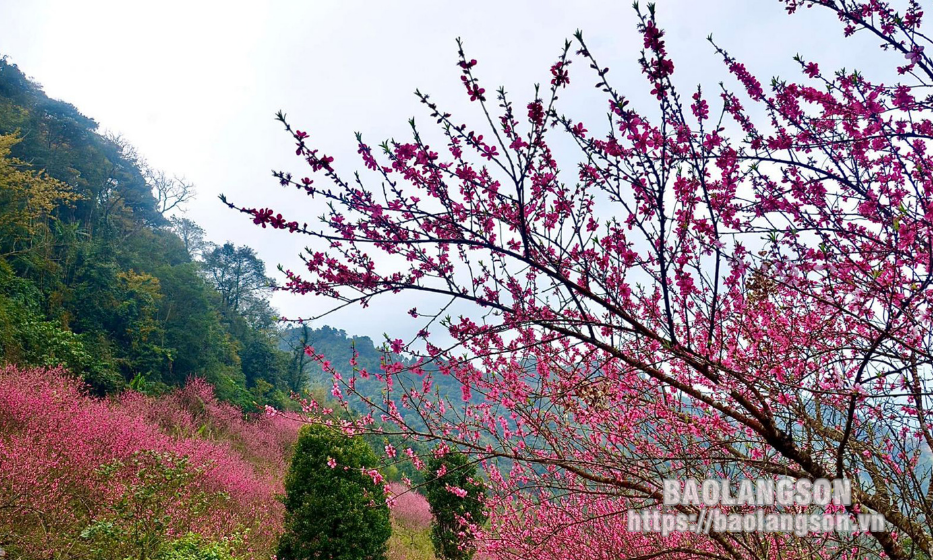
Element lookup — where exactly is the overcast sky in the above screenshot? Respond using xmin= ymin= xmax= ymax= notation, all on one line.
xmin=0 ymin=0 xmax=903 ymax=343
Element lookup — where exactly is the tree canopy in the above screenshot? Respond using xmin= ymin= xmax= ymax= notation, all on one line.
xmin=425 ymin=450 xmax=487 ymax=560
xmin=277 ymin=424 xmax=392 ymax=560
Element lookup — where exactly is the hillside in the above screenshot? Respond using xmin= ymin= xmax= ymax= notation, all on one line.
xmin=0 ymin=364 xmax=297 ymax=557
xmin=0 ymin=56 xmax=302 ymax=410
xmin=0 ymin=56 xmax=449 ymax=559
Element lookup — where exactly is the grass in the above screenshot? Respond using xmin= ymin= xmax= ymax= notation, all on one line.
xmin=388 ymin=519 xmax=436 ymax=560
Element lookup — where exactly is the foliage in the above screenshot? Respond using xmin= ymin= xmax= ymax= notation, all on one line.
xmin=388 ymin=522 xmax=435 ymax=560
xmin=202 ymin=242 xmax=272 ymax=321
xmin=424 ymin=452 xmax=486 ymax=560
xmin=0 ymin=133 xmax=79 ymax=253
xmin=277 ymin=424 xmax=392 ymax=560
xmin=157 ymin=533 xmax=239 ymax=560
xmin=0 ymin=258 xmax=122 ymax=393
xmin=231 ymin=1 xmax=933 ymax=559
xmin=170 ymin=216 xmax=208 ymax=259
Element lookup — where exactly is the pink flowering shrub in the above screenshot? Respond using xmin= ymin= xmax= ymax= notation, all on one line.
xmin=0 ymin=365 xmax=299 ymax=559
xmin=120 ymin=377 xmax=299 ymax=479
xmin=388 ymin=482 xmax=433 ymax=530
xmin=386 ymin=482 xmax=435 ymax=560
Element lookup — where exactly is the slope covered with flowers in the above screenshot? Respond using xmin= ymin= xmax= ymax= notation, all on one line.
xmin=387 ymin=482 xmax=435 ymax=560
xmin=0 ymin=365 xmax=300 ymax=558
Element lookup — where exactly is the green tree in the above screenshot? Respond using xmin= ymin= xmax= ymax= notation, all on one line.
xmin=113 ymin=269 xmax=170 ymax=380
xmin=277 ymin=424 xmax=391 ymax=560
xmin=0 ymin=133 xmax=79 ymax=256
xmin=202 ymin=242 xmax=270 ymax=316
xmin=169 ymin=216 xmax=207 ymax=259
xmin=154 ymin=263 xmax=247 ymax=400
xmin=157 ymin=533 xmax=237 ymax=560
xmin=425 ymin=451 xmax=487 ymax=560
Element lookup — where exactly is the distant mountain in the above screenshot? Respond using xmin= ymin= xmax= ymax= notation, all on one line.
xmin=279 ymin=325 xmax=476 ymax=417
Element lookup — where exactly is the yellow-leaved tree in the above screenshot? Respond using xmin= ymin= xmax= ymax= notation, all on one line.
xmin=0 ymin=133 xmax=80 ymax=256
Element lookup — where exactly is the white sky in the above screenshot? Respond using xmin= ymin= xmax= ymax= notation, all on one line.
xmin=0 ymin=0 xmax=903 ymax=343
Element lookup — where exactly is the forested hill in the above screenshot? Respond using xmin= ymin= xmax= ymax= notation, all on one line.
xmin=283 ymin=325 xmax=474 ymax=411
xmin=0 ymin=55 xmax=307 ymax=409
